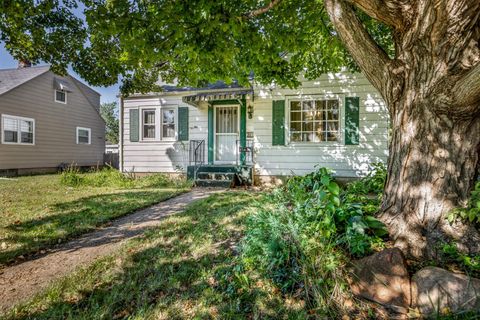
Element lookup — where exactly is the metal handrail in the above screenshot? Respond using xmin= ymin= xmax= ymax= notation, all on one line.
xmin=189 ymin=140 xmax=205 ymax=166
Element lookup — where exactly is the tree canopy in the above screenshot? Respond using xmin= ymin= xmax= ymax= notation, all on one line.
xmin=100 ymin=102 xmax=119 ymax=144
xmin=2 ymin=0 xmax=479 ymax=260
xmin=0 ymin=0 xmax=392 ymax=95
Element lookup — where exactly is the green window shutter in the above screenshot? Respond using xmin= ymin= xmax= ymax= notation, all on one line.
xmin=129 ymin=109 xmax=139 ymax=142
xmin=345 ymin=97 xmax=360 ymax=145
xmin=177 ymin=107 xmax=189 ymax=141
xmin=272 ymin=100 xmax=285 ymax=146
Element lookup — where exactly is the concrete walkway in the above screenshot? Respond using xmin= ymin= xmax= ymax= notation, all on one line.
xmin=0 ymin=188 xmax=219 ymax=314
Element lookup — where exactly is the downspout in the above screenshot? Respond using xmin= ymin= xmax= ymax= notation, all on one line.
xmin=119 ymin=95 xmax=124 ymax=173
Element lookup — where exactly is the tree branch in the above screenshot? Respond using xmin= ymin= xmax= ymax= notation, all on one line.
xmin=345 ymin=0 xmax=405 ymax=28
xmin=245 ymin=0 xmax=282 ymax=18
xmin=452 ymin=63 xmax=480 ymax=108
xmin=324 ymin=0 xmax=392 ymax=96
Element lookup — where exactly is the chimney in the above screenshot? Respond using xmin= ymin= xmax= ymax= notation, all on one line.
xmin=18 ymin=59 xmax=31 ymax=68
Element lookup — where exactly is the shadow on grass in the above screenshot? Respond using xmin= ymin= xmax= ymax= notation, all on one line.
xmin=7 ymin=192 xmax=306 ymax=320
xmin=0 ymin=190 xmax=180 ymax=265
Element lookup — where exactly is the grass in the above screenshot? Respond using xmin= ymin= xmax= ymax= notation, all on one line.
xmin=3 ymin=192 xmax=307 ymax=320
xmin=0 ymin=172 xmax=190 ymax=266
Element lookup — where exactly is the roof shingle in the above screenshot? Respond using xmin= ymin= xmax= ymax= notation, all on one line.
xmin=0 ymin=65 xmax=51 ymax=96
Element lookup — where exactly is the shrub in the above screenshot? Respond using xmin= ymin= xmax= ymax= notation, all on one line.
xmin=85 ymin=166 xmax=135 ymax=188
xmin=441 ymin=242 xmax=480 ymax=276
xmin=447 ymin=181 xmax=480 ymax=225
xmin=240 ymin=166 xmax=388 ymax=316
xmin=60 ymin=165 xmax=84 ymax=187
xmin=60 ymin=166 xmax=191 ymax=189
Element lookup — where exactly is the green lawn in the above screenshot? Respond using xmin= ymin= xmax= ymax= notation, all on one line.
xmin=4 ymin=192 xmax=306 ymax=320
xmin=0 ymin=174 xmax=188 ymax=266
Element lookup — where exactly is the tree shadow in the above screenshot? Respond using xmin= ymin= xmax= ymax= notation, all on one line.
xmin=1 ymin=190 xmax=178 ymax=265
xmin=7 ymin=192 xmax=304 ymax=319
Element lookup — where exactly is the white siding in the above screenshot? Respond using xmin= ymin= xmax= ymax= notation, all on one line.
xmin=122 ymin=95 xmax=208 ymax=173
xmin=252 ymin=72 xmax=389 ymax=177
xmin=121 ymin=71 xmax=389 ymax=178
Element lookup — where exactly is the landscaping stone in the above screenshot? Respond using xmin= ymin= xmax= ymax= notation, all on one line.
xmin=412 ymin=266 xmax=480 ymax=315
xmin=349 ymin=248 xmax=411 ymax=313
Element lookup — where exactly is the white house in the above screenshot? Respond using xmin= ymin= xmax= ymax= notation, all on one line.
xmin=119 ymin=72 xmax=389 ymax=186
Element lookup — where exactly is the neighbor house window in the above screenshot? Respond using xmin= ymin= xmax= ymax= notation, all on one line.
xmin=76 ymin=127 xmax=91 ymax=144
xmin=142 ymin=109 xmax=156 ymax=139
xmin=55 ymin=90 xmax=67 ymax=104
xmin=1 ymin=115 xmax=35 ymax=145
xmin=161 ymin=108 xmax=176 ymax=140
xmin=289 ymin=99 xmax=340 ymax=142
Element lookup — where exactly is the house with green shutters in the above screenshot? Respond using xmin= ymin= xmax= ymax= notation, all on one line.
xmin=119 ymin=71 xmax=389 ymax=186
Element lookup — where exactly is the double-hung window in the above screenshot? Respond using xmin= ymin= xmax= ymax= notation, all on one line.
xmin=140 ymin=107 xmax=176 ymax=141
xmin=1 ymin=115 xmax=35 ymax=145
xmin=142 ymin=109 xmax=156 ymax=139
xmin=161 ymin=108 xmax=176 ymax=140
xmin=76 ymin=127 xmax=91 ymax=144
xmin=290 ymin=99 xmax=340 ymax=143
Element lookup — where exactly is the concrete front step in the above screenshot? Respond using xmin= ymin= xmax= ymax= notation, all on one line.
xmin=187 ymin=165 xmax=253 ymax=187
xmin=195 ymin=179 xmax=233 ymax=188
xmin=195 ymin=165 xmax=238 ymax=174
xmin=196 ymin=172 xmax=236 ymax=181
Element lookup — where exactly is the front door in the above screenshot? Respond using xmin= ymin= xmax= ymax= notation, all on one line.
xmin=215 ymin=105 xmax=239 ymax=163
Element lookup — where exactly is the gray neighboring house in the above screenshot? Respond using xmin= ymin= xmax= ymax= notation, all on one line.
xmin=0 ymin=64 xmax=105 ymax=175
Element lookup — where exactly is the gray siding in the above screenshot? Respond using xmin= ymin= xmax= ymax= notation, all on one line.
xmin=0 ymin=71 xmax=105 ymax=170
xmin=71 ymin=77 xmax=101 ymax=111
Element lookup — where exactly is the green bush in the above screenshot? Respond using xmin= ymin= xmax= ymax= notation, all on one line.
xmin=59 ymin=165 xmax=84 ymax=187
xmin=86 ymin=166 xmax=135 ymax=188
xmin=240 ymin=166 xmax=388 ymax=316
xmin=441 ymin=242 xmax=480 ymax=276
xmin=447 ymin=181 xmax=480 ymax=225
xmin=60 ymin=166 xmax=191 ymax=189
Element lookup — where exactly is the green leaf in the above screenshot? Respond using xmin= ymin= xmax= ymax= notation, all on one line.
xmin=327 ymin=182 xmax=340 ymax=196
xmin=468 ymin=209 xmax=477 ymax=222
xmin=320 ymin=174 xmax=330 ymax=186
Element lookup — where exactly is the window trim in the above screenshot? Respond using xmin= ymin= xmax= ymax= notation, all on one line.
xmin=138 ymin=106 xmax=178 ymax=142
xmin=141 ymin=108 xmax=157 ymax=141
xmin=54 ymin=89 xmax=67 ymax=104
xmin=286 ymin=95 xmax=344 ymax=145
xmin=76 ymin=126 xmax=91 ymax=145
xmin=160 ymin=107 xmax=177 ymax=141
xmin=1 ymin=114 xmax=35 ymax=145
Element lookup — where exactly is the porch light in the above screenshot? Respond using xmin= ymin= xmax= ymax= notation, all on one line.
xmin=248 ymin=105 xmax=254 ymax=119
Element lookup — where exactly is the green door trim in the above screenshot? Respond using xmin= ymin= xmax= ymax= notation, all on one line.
xmin=240 ymin=98 xmax=247 ymax=165
xmin=207 ymin=99 xmax=246 ymax=165
xmin=208 ymin=105 xmax=214 ymax=164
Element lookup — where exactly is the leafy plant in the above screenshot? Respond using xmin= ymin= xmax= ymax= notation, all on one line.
xmin=59 ymin=165 xmax=84 ymax=187
xmin=60 ymin=166 xmax=192 ymax=189
xmin=240 ymin=166 xmax=388 ymax=316
xmin=447 ymin=182 xmax=480 ymax=225
xmin=441 ymin=242 xmax=480 ymax=275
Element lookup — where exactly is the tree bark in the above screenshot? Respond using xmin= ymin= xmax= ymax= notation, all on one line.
xmin=325 ymin=0 xmax=480 ymax=259
xmin=378 ymin=0 xmax=480 ymax=259
xmin=380 ymin=99 xmax=480 ymax=259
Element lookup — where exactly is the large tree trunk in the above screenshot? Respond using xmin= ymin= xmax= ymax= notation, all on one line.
xmin=380 ymin=98 xmax=480 ymax=259
xmin=325 ymin=0 xmax=480 ymax=260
